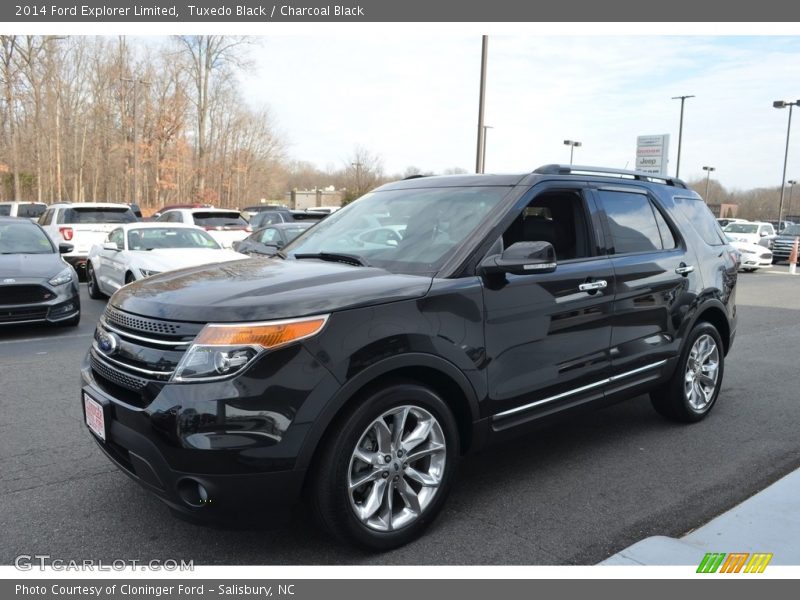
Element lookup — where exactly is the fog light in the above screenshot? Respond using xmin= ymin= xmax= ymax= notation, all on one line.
xmin=177 ymin=479 xmax=211 ymax=507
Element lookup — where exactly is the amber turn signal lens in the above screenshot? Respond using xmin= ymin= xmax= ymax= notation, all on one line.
xmin=193 ymin=316 xmax=328 ymax=349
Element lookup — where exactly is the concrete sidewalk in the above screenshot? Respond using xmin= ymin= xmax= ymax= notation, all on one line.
xmin=601 ymin=468 xmax=800 ymax=565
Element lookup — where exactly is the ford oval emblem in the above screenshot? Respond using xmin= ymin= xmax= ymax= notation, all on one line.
xmin=97 ymin=330 xmax=120 ymax=356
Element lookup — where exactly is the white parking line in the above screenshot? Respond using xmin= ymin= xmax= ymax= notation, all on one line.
xmin=0 ymin=332 xmax=92 ymax=345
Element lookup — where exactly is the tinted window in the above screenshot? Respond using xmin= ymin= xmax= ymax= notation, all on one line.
xmin=652 ymin=205 xmax=677 ymax=250
xmin=599 ymin=191 xmax=663 ymax=254
xmin=673 ymin=197 xmax=726 ymax=246
xmin=782 ymin=225 xmax=800 ymax=236
xmin=251 ymin=212 xmax=286 ymax=228
xmin=0 ymin=205 xmax=10 ymax=216
xmin=285 ymin=186 xmax=511 ymax=275
xmin=192 ymin=212 xmax=248 ymax=227
xmin=18 ymin=203 xmax=46 ymax=218
xmin=39 ymin=209 xmax=54 ymax=226
xmin=0 ymin=223 xmax=54 ymax=254
xmin=58 ymin=207 xmax=136 ymax=224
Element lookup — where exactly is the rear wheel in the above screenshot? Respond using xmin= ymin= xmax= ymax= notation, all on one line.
xmin=312 ymin=381 xmax=459 ymax=550
xmin=651 ymin=322 xmax=724 ymax=422
xmin=86 ymin=263 xmax=105 ymax=299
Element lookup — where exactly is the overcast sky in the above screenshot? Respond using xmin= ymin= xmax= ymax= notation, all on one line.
xmin=238 ymin=35 xmax=800 ymax=190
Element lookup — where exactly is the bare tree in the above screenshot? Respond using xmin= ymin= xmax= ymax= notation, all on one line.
xmin=0 ymin=36 xmax=21 ymax=200
xmin=175 ymin=35 xmax=250 ymax=199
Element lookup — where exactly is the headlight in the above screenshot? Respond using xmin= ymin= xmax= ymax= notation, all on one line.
xmin=139 ymin=269 xmax=162 ymax=278
xmin=739 ymin=248 xmax=756 ymax=254
xmin=172 ymin=314 xmax=329 ymax=382
xmin=48 ymin=268 xmax=73 ymax=286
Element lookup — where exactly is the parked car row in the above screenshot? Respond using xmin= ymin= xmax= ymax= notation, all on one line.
xmin=717 ymin=217 xmax=800 ymax=266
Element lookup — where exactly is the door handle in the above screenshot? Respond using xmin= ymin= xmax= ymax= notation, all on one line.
xmin=578 ymin=280 xmax=608 ymax=292
xmin=675 ymin=263 xmax=695 ymax=276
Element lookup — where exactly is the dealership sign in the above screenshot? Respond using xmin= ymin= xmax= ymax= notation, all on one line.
xmin=635 ymin=134 xmax=670 ymax=175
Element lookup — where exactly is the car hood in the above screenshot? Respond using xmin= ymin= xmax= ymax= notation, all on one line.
xmin=0 ymin=253 xmax=65 ymax=280
xmin=131 ymin=248 xmax=245 ymax=272
xmin=110 ymin=257 xmax=433 ymax=322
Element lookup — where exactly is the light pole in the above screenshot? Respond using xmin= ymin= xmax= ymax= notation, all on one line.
xmin=475 ymin=35 xmax=489 ymax=174
xmin=563 ymin=140 xmax=582 ymax=165
xmin=774 ymin=100 xmax=800 ymax=227
xmin=788 ymin=179 xmax=798 ymax=220
xmin=702 ymin=166 xmax=715 ymax=200
xmin=672 ymin=95 xmax=694 ymax=178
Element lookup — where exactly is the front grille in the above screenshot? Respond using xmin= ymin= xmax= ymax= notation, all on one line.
xmin=0 ymin=285 xmax=54 ymax=306
xmin=104 ymin=306 xmax=194 ymax=338
xmin=0 ymin=306 xmax=49 ymax=323
xmin=90 ymin=352 xmax=148 ymax=391
xmin=90 ymin=307 xmax=201 ymax=407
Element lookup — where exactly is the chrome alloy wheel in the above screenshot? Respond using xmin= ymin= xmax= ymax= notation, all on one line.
xmin=347 ymin=405 xmax=446 ymax=532
xmin=684 ymin=333 xmax=720 ymax=411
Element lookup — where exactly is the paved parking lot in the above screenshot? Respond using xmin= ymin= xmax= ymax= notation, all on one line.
xmin=2 ymin=267 xmax=800 ymax=565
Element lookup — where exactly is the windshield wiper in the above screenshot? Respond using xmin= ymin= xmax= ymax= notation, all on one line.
xmin=294 ymin=252 xmax=371 ymax=267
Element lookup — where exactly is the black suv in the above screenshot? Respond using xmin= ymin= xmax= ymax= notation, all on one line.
xmin=769 ymin=223 xmax=800 ymax=263
xmin=81 ymin=165 xmax=737 ymax=550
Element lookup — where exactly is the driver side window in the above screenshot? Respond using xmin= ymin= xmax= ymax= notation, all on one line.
xmin=500 ymin=190 xmax=594 ymax=261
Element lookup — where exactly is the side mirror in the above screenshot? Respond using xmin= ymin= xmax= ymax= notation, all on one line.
xmin=58 ymin=243 xmax=73 ymax=254
xmin=103 ymin=242 xmax=120 ymax=251
xmin=479 ymin=241 xmax=557 ymax=276
xmin=760 ymin=231 xmax=767 ymax=237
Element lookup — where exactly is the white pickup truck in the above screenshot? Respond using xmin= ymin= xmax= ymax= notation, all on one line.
xmin=38 ymin=203 xmax=138 ymax=279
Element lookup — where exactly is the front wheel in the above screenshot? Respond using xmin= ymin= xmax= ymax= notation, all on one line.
xmin=651 ymin=322 xmax=724 ymax=422
xmin=312 ymin=382 xmax=459 ymax=550
xmin=86 ymin=263 xmax=105 ymax=299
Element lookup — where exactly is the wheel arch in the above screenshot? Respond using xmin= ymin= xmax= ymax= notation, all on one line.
xmin=295 ymin=353 xmax=481 ymax=474
xmin=690 ymin=301 xmax=732 ymax=356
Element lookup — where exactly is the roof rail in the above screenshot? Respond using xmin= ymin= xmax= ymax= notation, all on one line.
xmin=403 ymin=174 xmax=429 ymax=180
xmin=533 ymin=164 xmax=688 ymax=189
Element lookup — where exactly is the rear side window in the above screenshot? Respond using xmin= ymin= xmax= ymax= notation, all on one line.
xmin=192 ymin=212 xmax=248 ymax=227
xmin=57 ymin=207 xmax=136 ymax=224
xmin=18 ymin=203 xmax=46 ymax=218
xmin=673 ymin=196 xmax=725 ymax=246
xmin=598 ymin=190 xmax=669 ymax=254
xmin=0 ymin=205 xmax=10 ymax=216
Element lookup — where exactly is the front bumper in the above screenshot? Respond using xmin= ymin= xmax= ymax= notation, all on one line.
xmin=80 ymin=349 xmax=338 ymax=523
xmin=0 ymin=281 xmax=80 ymax=326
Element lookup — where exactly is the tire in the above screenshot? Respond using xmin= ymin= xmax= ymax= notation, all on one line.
xmin=650 ymin=322 xmax=724 ymax=423
xmin=86 ymin=263 xmax=105 ymax=299
xmin=311 ymin=381 xmax=459 ymax=551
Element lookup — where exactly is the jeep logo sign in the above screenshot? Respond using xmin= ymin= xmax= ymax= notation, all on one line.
xmin=635 ymin=134 xmax=670 ymax=175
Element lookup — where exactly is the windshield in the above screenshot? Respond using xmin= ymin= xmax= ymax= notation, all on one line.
xmin=724 ymin=223 xmax=758 ymax=234
xmin=0 ymin=223 xmax=54 ymax=254
xmin=283 ymin=185 xmax=512 ymax=275
xmin=59 ymin=207 xmax=136 ymax=224
xmin=128 ymin=227 xmax=221 ymax=250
